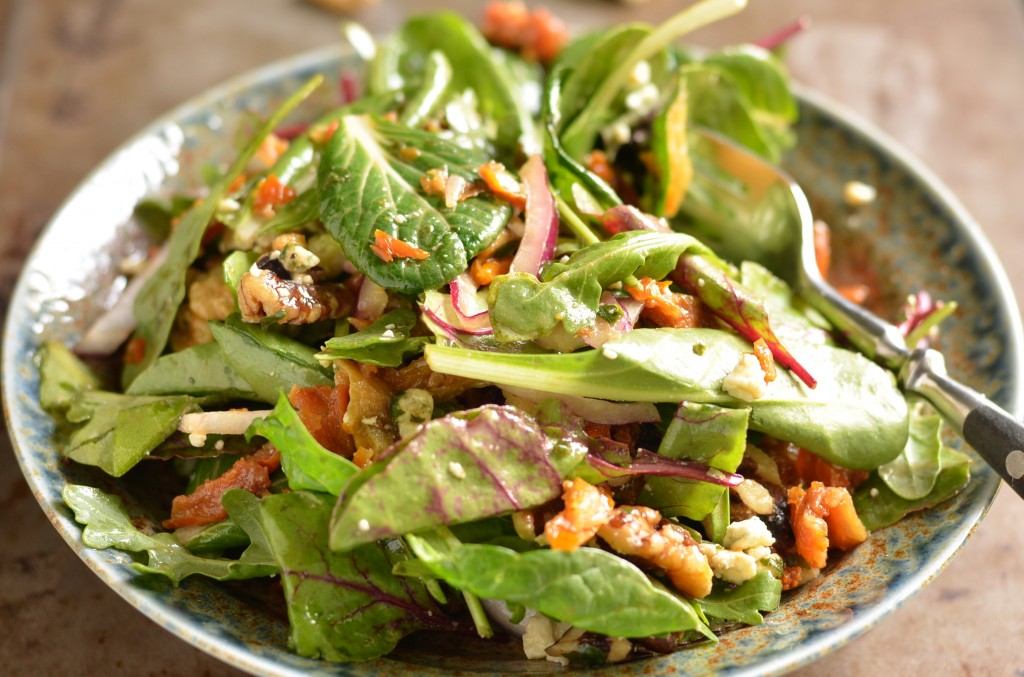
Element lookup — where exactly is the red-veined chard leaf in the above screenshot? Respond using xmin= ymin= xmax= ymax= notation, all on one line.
xmin=405 ymin=531 xmax=715 ymax=639
xmin=488 ymin=230 xmax=712 ymax=343
xmin=258 ymin=491 xmax=454 ymax=661
xmin=122 ymin=75 xmax=324 ymax=386
xmin=329 ymin=405 xmax=564 ymax=552
xmin=426 ymin=328 xmax=909 ymax=469
xmin=63 ymin=485 xmax=277 ymax=584
xmin=675 ymin=253 xmax=817 ymax=388
xmin=643 ymin=402 xmax=749 ymax=522
xmin=317 ymin=114 xmax=511 ymax=294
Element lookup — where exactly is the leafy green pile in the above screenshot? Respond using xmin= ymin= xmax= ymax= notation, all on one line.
xmin=40 ymin=0 xmax=970 ymax=668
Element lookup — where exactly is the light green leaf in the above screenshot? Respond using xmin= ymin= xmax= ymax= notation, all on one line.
xmin=317 ymin=308 xmax=428 ymax=367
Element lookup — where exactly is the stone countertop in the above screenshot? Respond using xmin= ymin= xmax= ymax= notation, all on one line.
xmin=2 ymin=0 xmax=1023 ymax=674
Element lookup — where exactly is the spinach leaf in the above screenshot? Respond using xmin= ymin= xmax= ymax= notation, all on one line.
xmin=854 ymin=445 xmax=971 ymax=530
xmin=406 ymin=532 xmax=714 ymax=639
xmin=381 ymin=12 xmax=534 ymax=157
xmin=738 ymin=261 xmax=831 ymax=345
xmin=696 ymin=570 xmax=782 ymax=626
xmin=63 ymin=485 xmax=277 ymax=584
xmin=246 ymin=393 xmax=358 ymax=495
xmin=488 ymin=231 xmax=711 ymax=342
xmin=125 ymin=341 xmax=259 ymax=401
xmin=63 ymin=391 xmax=197 ymax=477
xmin=426 ymin=328 xmax=909 ymax=469
xmin=643 ymin=402 xmax=749 ymax=521
xmin=317 ymin=308 xmax=428 ymax=367
xmin=698 ymin=46 xmax=798 ymax=160
xmin=122 ymin=75 xmax=324 ymax=387
xmin=877 ymin=407 xmax=945 ymax=500
xmin=38 ymin=341 xmax=100 ymax=413
xmin=258 ymin=491 xmax=451 ymax=661
xmin=330 ymin=405 xmax=563 ymax=551
xmin=318 ymin=114 xmax=510 ymax=294
xmin=210 ymin=314 xmax=332 ymax=404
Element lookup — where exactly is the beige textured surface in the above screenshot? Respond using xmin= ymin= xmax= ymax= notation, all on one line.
xmin=2 ymin=1 xmax=1023 ymax=675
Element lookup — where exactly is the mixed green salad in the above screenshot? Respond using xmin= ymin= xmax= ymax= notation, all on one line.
xmin=39 ymin=0 xmax=972 ymax=667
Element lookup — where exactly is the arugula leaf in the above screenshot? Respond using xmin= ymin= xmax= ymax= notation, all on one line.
xmin=643 ymin=402 xmax=749 ymax=521
xmin=125 ymin=341 xmax=259 ymax=401
xmin=246 ymin=393 xmax=358 ymax=495
xmin=63 ymin=485 xmax=277 ymax=584
xmin=37 ymin=341 xmax=100 ymax=413
xmin=258 ymin=491 xmax=451 ymax=661
xmin=855 ymin=446 xmax=971 ymax=531
xmin=488 ymin=231 xmax=711 ymax=342
xmin=426 ymin=328 xmax=909 ymax=469
xmin=63 ymin=391 xmax=197 ymax=477
xmin=210 ymin=314 xmax=332 ymax=404
xmin=406 ymin=532 xmax=714 ymax=639
xmin=317 ymin=308 xmax=428 ymax=367
xmin=122 ymin=75 xmax=324 ymax=387
xmin=330 ymin=405 xmax=563 ymax=551
xmin=696 ymin=570 xmax=782 ymax=626
xmin=318 ymin=114 xmax=510 ymax=294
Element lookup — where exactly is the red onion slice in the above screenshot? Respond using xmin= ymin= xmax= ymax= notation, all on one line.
xmin=420 ymin=291 xmax=493 ymax=336
xmin=355 ymin=276 xmax=389 ymax=321
xmin=510 ymin=155 xmax=558 ymax=277
xmin=449 ymin=272 xmax=490 ymax=320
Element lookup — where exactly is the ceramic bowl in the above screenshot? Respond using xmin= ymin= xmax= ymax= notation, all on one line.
xmin=4 ymin=46 xmax=1022 ymax=676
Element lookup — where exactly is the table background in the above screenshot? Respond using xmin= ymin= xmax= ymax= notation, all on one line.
xmin=2 ymin=0 xmax=1023 ymax=674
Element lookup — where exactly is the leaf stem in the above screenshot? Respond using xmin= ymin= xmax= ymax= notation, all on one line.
xmin=435 ymin=526 xmax=493 ymax=638
xmin=554 ymin=193 xmax=600 ymax=246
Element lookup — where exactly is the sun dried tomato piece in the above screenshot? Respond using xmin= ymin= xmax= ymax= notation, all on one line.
xmin=370 ymin=229 xmax=430 ymax=263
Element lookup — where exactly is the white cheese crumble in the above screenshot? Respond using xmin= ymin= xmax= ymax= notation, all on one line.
xmin=724 ymin=517 xmax=776 ymax=552
xmin=448 ymin=461 xmax=467 ymax=479
xmin=381 ymin=329 xmax=396 ymax=339
xmin=357 ymin=519 xmax=371 ymax=532
xmin=188 ymin=433 xmax=207 ymax=447
xmin=723 ymin=353 xmax=768 ymax=402
xmin=602 ymin=347 xmax=619 ymax=360
xmin=701 ymin=545 xmax=758 ymax=585
xmin=843 ymin=180 xmax=877 ymax=206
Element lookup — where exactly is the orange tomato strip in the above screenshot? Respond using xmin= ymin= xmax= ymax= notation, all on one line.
xmin=370 ymin=229 xmax=430 ymax=263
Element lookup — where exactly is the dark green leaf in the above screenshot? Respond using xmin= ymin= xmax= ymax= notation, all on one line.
xmin=180 ymin=517 xmax=250 ymax=556
xmin=696 ymin=570 xmax=782 ymax=626
xmin=318 ymin=114 xmax=510 ymax=294
xmin=63 ymin=485 xmax=277 ymax=584
xmin=63 ymin=391 xmax=197 ymax=476
xmin=247 ymin=393 xmax=358 ymax=495
xmin=210 ymin=314 xmax=332 ymax=404
xmin=258 ymin=491 xmax=450 ymax=661
xmin=37 ymin=341 xmax=100 ymax=413
xmin=406 ymin=532 xmax=714 ymax=639
xmin=877 ymin=408 xmax=945 ymax=500
xmin=643 ymin=402 xmax=749 ymax=520
xmin=317 ymin=308 xmax=428 ymax=367
xmin=126 ymin=341 xmax=259 ymax=401
xmin=330 ymin=405 xmax=562 ymax=551
xmin=854 ymin=445 xmax=971 ymax=530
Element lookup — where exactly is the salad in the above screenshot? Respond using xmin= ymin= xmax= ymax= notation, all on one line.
xmin=37 ymin=0 xmax=972 ymax=667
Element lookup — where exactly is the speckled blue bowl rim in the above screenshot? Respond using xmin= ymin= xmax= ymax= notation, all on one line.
xmin=4 ymin=43 xmax=1023 ymax=676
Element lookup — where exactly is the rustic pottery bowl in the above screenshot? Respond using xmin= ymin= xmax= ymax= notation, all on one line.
xmin=4 ymin=45 xmax=1022 ymax=676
